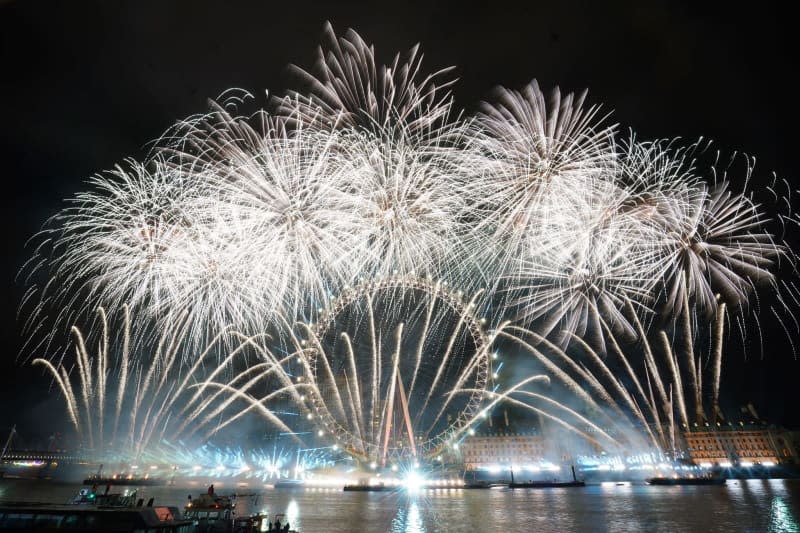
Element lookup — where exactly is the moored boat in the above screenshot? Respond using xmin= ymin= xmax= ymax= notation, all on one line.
xmin=508 ymin=465 xmax=585 ymax=488
xmin=462 ymin=481 xmax=494 ymax=489
xmin=0 ymin=502 xmax=193 ymax=531
xmin=342 ymin=483 xmax=394 ymax=492
xmin=83 ymin=473 xmax=163 ymax=486
xmin=82 ymin=464 xmax=164 ymax=487
xmin=71 ymin=486 xmax=140 ymax=507
xmin=647 ymin=476 xmax=726 ymax=486
xmin=509 ymin=480 xmax=586 ymax=488
xmin=183 ymin=486 xmax=235 ymax=532
xmin=234 ymin=512 xmax=298 ymax=533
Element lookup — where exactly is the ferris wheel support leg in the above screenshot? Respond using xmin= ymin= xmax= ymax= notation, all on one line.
xmin=380 ymin=357 xmax=399 ymax=468
xmin=396 ymin=367 xmax=417 ymax=459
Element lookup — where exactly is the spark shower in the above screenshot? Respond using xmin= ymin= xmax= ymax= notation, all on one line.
xmin=20 ymin=24 xmax=797 ymax=468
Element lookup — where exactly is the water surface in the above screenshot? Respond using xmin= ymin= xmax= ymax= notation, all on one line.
xmin=2 ymin=479 xmax=798 ymax=532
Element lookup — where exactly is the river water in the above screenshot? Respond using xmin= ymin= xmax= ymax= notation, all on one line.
xmin=1 ymin=478 xmax=799 ymax=532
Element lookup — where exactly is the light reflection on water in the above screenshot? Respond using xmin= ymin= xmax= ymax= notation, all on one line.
xmin=391 ymin=500 xmax=424 ymax=533
xmin=1 ymin=479 xmax=799 ymax=532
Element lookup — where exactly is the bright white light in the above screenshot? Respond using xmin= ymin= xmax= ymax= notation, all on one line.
xmin=699 ymin=462 xmax=712 ymax=468
xmin=763 ymin=461 xmax=776 ymax=467
xmin=720 ymin=461 xmax=733 ymax=468
xmin=740 ymin=461 xmax=753 ymax=468
xmin=403 ymin=471 xmax=425 ymax=492
xmin=370 ymin=462 xmax=377 ymax=470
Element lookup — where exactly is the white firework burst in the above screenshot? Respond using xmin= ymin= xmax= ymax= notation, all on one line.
xmin=280 ymin=24 xmax=478 ymax=284
xmin=657 ymin=179 xmax=784 ymax=317
xmin=22 ymin=158 xmax=196 ymax=352
xmin=20 ymin=26 xmax=793 ymax=372
xmin=468 ymin=80 xmax=617 ymax=275
xmin=331 ymin=129 xmax=473 ymax=281
xmin=162 ymin=100 xmax=366 ymax=330
xmin=283 ymin=22 xmax=457 ymax=139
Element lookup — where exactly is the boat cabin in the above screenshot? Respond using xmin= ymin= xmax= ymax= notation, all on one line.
xmin=0 ymin=504 xmax=194 ymax=531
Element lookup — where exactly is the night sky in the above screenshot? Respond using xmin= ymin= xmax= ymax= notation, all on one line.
xmin=0 ymin=0 xmax=795 ymax=447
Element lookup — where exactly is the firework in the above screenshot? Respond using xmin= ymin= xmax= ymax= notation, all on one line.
xmin=165 ymin=101 xmax=368 ymax=324
xmin=21 ymin=26 xmax=796 ymax=467
xmin=33 ymin=306 xmax=273 ymax=459
xmin=304 ymin=277 xmax=490 ymax=464
xmin=281 ymin=24 xmax=478 ymax=283
xmin=22 ymin=158 xmax=195 ymax=354
xmin=25 ymin=27 xmax=789 ymax=355
xmin=656 ymin=179 xmax=784 ymax=317
xmin=190 ymin=277 xmax=493 ymax=465
xmin=499 ymin=298 xmax=732 ymax=457
xmin=152 ymin=443 xmax=336 ymax=481
xmin=283 ymin=22 xmax=457 ymax=139
xmin=189 ymin=277 xmax=615 ymax=466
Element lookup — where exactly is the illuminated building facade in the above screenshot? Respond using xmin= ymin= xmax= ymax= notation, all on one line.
xmin=682 ymin=423 xmax=794 ymax=465
xmin=461 ymin=431 xmax=546 ymax=470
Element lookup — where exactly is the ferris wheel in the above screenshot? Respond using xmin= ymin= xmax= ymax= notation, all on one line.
xmin=303 ymin=276 xmax=491 ymax=466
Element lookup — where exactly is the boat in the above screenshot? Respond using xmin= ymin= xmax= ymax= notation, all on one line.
xmin=83 ymin=464 xmax=164 ymax=486
xmin=343 ymin=482 xmax=395 ymax=492
xmin=233 ymin=512 xmax=269 ymax=533
xmin=508 ymin=465 xmax=586 ymax=489
xmin=462 ymin=481 xmax=492 ymax=489
xmin=71 ymin=486 xmax=140 ymax=507
xmin=509 ymin=480 xmax=586 ymax=488
xmin=0 ymin=502 xmax=193 ymax=531
xmin=82 ymin=474 xmax=164 ymax=486
xmin=234 ymin=512 xmax=298 ymax=533
xmin=647 ymin=476 xmax=726 ymax=486
xmin=183 ymin=487 xmax=235 ymax=532
xmin=461 ymin=471 xmax=499 ymax=489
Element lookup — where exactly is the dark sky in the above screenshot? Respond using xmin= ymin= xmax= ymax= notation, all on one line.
xmin=0 ymin=0 xmax=796 ymax=446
